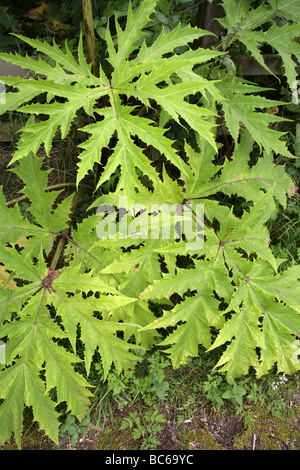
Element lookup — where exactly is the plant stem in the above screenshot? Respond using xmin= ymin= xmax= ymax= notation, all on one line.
xmin=82 ymin=0 xmax=99 ymax=77
xmin=50 ymin=1 xmax=99 ymax=270
xmin=50 ymin=190 xmax=81 ymax=270
xmin=50 ymin=235 xmax=66 ymax=270
xmin=7 ymin=182 xmax=76 ymax=207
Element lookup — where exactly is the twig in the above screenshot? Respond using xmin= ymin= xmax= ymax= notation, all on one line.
xmin=82 ymin=0 xmax=99 ymax=77
xmin=253 ymin=433 xmax=257 ymax=450
xmin=7 ymin=182 xmax=76 ymax=207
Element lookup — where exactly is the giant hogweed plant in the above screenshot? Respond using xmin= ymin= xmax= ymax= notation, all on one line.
xmin=0 ymin=0 xmax=300 ymax=447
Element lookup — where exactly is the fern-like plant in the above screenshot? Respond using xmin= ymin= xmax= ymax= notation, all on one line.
xmin=0 ymin=0 xmax=299 ymax=447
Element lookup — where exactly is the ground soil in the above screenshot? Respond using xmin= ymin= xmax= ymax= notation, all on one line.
xmin=1 ymin=391 xmax=299 ymax=451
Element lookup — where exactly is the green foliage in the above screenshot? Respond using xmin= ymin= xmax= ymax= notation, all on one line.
xmin=218 ymin=0 xmax=300 ymax=90
xmin=0 ymin=154 xmax=141 ymax=447
xmin=199 ymin=366 xmax=298 ymax=415
xmin=93 ymin=350 xmax=171 ymax=410
xmin=201 ymin=373 xmax=247 ymax=408
xmin=0 ymin=0 xmax=299 ymax=448
xmin=59 ymin=413 xmax=90 ymax=447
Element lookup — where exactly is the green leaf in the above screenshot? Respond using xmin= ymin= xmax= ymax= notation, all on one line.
xmin=13 ymin=153 xmax=73 ymax=232
xmin=217 ymin=80 xmax=293 ymax=156
xmin=0 ymin=9 xmax=223 ymax=190
xmin=50 ymin=268 xmax=140 ymax=376
xmin=107 ymin=0 xmax=158 ymax=69
xmin=139 ymin=256 xmax=230 ymax=367
xmin=219 ymin=0 xmax=300 ymax=90
xmin=12 ymin=32 xmax=93 ymax=81
xmin=0 ymin=359 xmax=59 ymax=448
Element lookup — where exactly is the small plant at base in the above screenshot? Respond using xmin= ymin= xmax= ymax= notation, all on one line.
xmin=131 ymin=351 xmax=171 ymax=404
xmin=59 ymin=413 xmax=90 ymax=448
xmin=120 ymin=409 xmax=165 ymax=450
xmin=221 ymin=376 xmax=247 ymax=406
xmin=271 ymin=373 xmax=289 ymax=391
xmin=201 ymin=372 xmax=247 ymax=408
xmin=201 ymin=373 xmax=227 ymax=408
